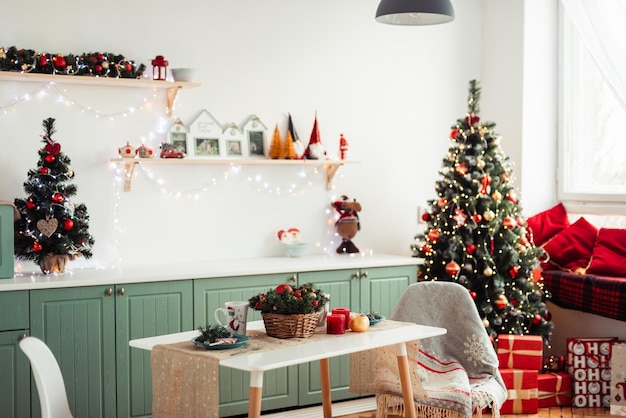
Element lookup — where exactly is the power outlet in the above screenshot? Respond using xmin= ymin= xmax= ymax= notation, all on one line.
xmin=417 ymin=206 xmax=427 ymax=224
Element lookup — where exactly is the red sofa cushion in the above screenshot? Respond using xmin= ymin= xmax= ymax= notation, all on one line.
xmin=587 ymin=228 xmax=626 ymax=277
xmin=527 ymin=203 xmax=570 ymax=246
xmin=543 ymin=217 xmax=598 ymax=273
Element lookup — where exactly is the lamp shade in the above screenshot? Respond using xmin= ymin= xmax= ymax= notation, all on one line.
xmin=375 ymin=0 xmax=455 ymax=25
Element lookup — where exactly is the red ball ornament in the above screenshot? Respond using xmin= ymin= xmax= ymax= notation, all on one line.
xmin=509 ymin=265 xmax=520 ymax=278
xmin=52 ymin=193 xmax=64 ymax=203
xmin=32 ymin=242 xmax=43 ymax=252
xmin=40 ymin=167 xmax=49 ymax=174
xmin=45 ymin=154 xmax=56 ymax=163
xmin=52 ymin=54 xmax=66 ymax=69
xmin=494 ymin=294 xmax=508 ymax=310
xmin=450 ymin=129 xmax=460 ymax=140
xmin=469 ymin=291 xmax=477 ymax=300
xmin=533 ymin=314 xmax=543 ymax=325
xmin=502 ymin=217 xmax=516 ymax=229
xmin=445 ymin=261 xmax=461 ymax=276
xmin=472 ymin=213 xmax=482 ymax=223
xmin=26 ymin=201 xmax=35 ymax=210
xmin=63 ymin=219 xmax=74 ymax=231
xmin=420 ymin=243 xmax=431 ymax=254
xmin=421 ymin=212 xmax=430 ymax=222
xmin=427 ymin=229 xmax=440 ymax=243
xmin=466 ymin=243 xmax=476 ymax=254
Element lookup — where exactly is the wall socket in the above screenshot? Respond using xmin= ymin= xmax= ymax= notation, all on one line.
xmin=417 ymin=206 xmax=427 ymax=224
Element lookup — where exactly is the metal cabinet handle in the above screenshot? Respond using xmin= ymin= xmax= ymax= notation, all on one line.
xmin=289 ymin=275 xmax=297 ymax=283
xmin=105 ymin=288 xmax=113 ymax=296
xmin=362 ymin=271 xmax=368 ymax=279
xmin=352 ymin=272 xmax=360 ymax=280
xmin=118 ymin=288 xmax=125 ymax=296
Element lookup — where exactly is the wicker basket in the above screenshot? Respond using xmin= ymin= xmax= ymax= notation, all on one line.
xmin=262 ymin=311 xmax=321 ymax=339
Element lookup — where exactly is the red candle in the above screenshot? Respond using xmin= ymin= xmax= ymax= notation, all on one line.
xmin=326 ymin=314 xmax=345 ymax=334
xmin=331 ymin=308 xmax=351 ymax=331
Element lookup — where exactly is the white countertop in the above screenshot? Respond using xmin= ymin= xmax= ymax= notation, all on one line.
xmin=0 ymin=253 xmax=420 ymax=291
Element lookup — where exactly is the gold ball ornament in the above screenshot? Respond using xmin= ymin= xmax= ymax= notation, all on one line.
xmin=492 ymin=190 xmax=502 ymax=201
xmin=476 ymin=159 xmax=486 ymax=170
xmin=483 ymin=266 xmax=493 ymax=277
xmin=483 ymin=318 xmax=490 ymax=328
xmin=483 ymin=210 xmax=495 ymax=222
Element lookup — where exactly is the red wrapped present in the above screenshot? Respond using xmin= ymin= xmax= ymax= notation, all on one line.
xmin=538 ymin=372 xmax=572 ymax=408
xmin=567 ymin=337 xmax=618 ymax=408
xmin=497 ymin=334 xmax=543 ymax=370
xmin=500 ymin=369 xmax=539 ymax=414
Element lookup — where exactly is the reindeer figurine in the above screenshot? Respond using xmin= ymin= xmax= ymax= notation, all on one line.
xmin=331 ymin=195 xmax=362 ymax=254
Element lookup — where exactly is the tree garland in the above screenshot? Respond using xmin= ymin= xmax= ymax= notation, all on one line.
xmin=0 ymin=45 xmax=145 ymax=78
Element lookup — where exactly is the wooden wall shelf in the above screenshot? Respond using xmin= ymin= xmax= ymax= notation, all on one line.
xmin=0 ymin=71 xmax=200 ymax=115
xmin=110 ymin=158 xmax=358 ymax=191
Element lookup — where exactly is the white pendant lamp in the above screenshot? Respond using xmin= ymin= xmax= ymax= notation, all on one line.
xmin=375 ymin=0 xmax=455 ymax=25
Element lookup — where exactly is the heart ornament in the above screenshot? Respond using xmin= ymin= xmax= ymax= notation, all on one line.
xmin=37 ymin=218 xmax=59 ymax=238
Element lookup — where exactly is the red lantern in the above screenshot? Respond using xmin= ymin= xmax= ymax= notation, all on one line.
xmin=151 ymin=55 xmax=168 ymax=81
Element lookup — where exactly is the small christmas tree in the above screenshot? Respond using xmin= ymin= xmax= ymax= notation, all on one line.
xmin=414 ymin=80 xmax=553 ymax=343
xmin=269 ymin=123 xmax=283 ymax=159
xmin=14 ymin=117 xmax=95 ymax=274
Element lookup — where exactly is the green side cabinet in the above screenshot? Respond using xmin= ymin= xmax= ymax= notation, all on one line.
xmin=0 ymin=291 xmax=30 ymax=418
xmin=30 ymin=280 xmax=192 ymax=418
xmin=297 ymin=265 xmax=416 ymax=406
xmin=194 ymin=273 xmax=299 ymax=417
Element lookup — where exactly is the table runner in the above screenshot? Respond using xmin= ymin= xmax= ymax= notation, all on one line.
xmin=151 ymin=320 xmax=424 ymax=417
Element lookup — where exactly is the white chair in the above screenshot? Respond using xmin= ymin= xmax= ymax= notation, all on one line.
xmin=375 ymin=281 xmax=507 ymax=418
xmin=19 ymin=336 xmax=74 ymax=418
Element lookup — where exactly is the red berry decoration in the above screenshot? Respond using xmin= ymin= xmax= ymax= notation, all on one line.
xmin=63 ymin=219 xmax=74 ymax=231
xmin=45 ymin=154 xmax=56 ymax=163
xmin=26 ymin=201 xmax=35 ymax=210
xmin=469 ymin=290 xmax=477 ymax=300
xmin=40 ymin=167 xmax=49 ymax=174
xmin=32 ymin=242 xmax=43 ymax=252
xmin=51 ymin=193 xmax=64 ymax=203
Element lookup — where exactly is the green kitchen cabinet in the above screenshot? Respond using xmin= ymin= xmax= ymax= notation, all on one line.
xmin=297 ymin=265 xmax=416 ymax=406
xmin=30 ymin=280 xmax=192 ymax=418
xmin=0 ymin=291 xmax=30 ymax=418
xmin=194 ymin=273 xmax=299 ymax=417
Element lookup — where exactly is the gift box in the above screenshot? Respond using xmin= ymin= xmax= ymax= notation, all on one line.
xmin=500 ymin=369 xmax=539 ymax=414
xmin=567 ymin=337 xmax=618 ymax=408
xmin=497 ymin=334 xmax=543 ymax=371
xmin=538 ymin=372 xmax=572 ymax=408
xmin=610 ymin=343 xmax=626 ymax=415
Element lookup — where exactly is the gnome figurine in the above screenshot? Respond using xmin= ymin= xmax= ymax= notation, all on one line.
xmin=304 ymin=112 xmax=326 ymax=160
xmin=332 ymin=195 xmax=362 ymax=254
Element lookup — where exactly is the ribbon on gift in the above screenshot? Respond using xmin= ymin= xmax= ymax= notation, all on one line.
xmin=538 ymin=372 xmax=569 ymax=406
xmin=499 ymin=335 xmax=543 ymax=369
xmin=507 ymin=370 xmax=539 ymax=412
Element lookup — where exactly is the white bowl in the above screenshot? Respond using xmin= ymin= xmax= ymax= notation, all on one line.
xmin=171 ymin=68 xmax=195 ymax=82
xmin=283 ymin=243 xmax=309 ymax=257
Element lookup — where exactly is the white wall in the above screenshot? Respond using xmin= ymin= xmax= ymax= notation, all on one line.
xmin=0 ymin=0 xmax=485 ymax=271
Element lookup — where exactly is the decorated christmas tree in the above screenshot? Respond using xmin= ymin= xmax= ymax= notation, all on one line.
xmin=14 ymin=117 xmax=95 ymax=274
xmin=414 ymin=80 xmax=553 ymax=343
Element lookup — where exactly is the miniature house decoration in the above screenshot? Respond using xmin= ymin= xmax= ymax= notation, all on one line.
xmin=167 ymin=119 xmax=189 ymax=155
xmin=242 ymin=115 xmax=268 ymax=158
xmin=221 ymin=122 xmax=245 ymax=158
xmin=188 ymin=109 xmax=223 ymax=158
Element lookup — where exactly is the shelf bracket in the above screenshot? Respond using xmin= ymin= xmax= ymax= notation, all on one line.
xmin=165 ymin=87 xmax=182 ymax=117
xmin=122 ymin=161 xmax=138 ymax=192
xmin=324 ymin=164 xmax=342 ymax=190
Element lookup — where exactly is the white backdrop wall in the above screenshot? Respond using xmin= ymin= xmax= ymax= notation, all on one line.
xmin=1 ymin=0 xmax=502 ymax=272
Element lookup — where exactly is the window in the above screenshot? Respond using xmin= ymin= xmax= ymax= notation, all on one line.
xmin=558 ymin=1 xmax=626 ymax=206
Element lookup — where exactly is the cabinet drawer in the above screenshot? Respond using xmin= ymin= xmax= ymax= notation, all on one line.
xmin=0 ymin=291 xmax=29 ymax=331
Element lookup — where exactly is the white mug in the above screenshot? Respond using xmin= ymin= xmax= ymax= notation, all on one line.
xmin=214 ymin=301 xmax=249 ymax=335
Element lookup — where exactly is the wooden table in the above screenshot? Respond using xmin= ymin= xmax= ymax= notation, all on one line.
xmin=129 ymin=320 xmax=446 ymax=418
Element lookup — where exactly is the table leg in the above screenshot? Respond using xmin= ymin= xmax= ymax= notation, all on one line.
xmin=248 ymin=370 xmax=264 ymax=418
xmin=395 ymin=342 xmax=417 ymax=418
xmin=319 ymin=358 xmax=332 ymax=418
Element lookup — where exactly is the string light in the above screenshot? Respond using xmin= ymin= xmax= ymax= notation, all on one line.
xmin=0 ymin=81 xmax=159 ymax=119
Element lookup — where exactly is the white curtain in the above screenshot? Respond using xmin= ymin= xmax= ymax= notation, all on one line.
xmin=560 ymin=0 xmax=626 ymax=111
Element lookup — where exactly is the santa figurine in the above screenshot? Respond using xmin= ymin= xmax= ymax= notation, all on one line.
xmin=304 ymin=112 xmax=326 ymax=160
xmin=332 ymin=195 xmax=362 ymax=254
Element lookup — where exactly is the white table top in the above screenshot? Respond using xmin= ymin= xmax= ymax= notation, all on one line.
xmin=129 ymin=320 xmax=446 ymax=373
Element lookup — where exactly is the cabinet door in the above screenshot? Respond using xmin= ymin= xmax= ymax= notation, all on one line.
xmin=360 ymin=266 xmax=416 ymax=318
xmin=116 ymin=280 xmax=193 ymax=418
xmin=194 ymin=273 xmax=298 ymax=417
xmin=30 ymin=286 xmax=116 ymax=418
xmin=0 ymin=330 xmax=31 ymax=418
xmin=297 ymin=269 xmax=359 ymax=406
